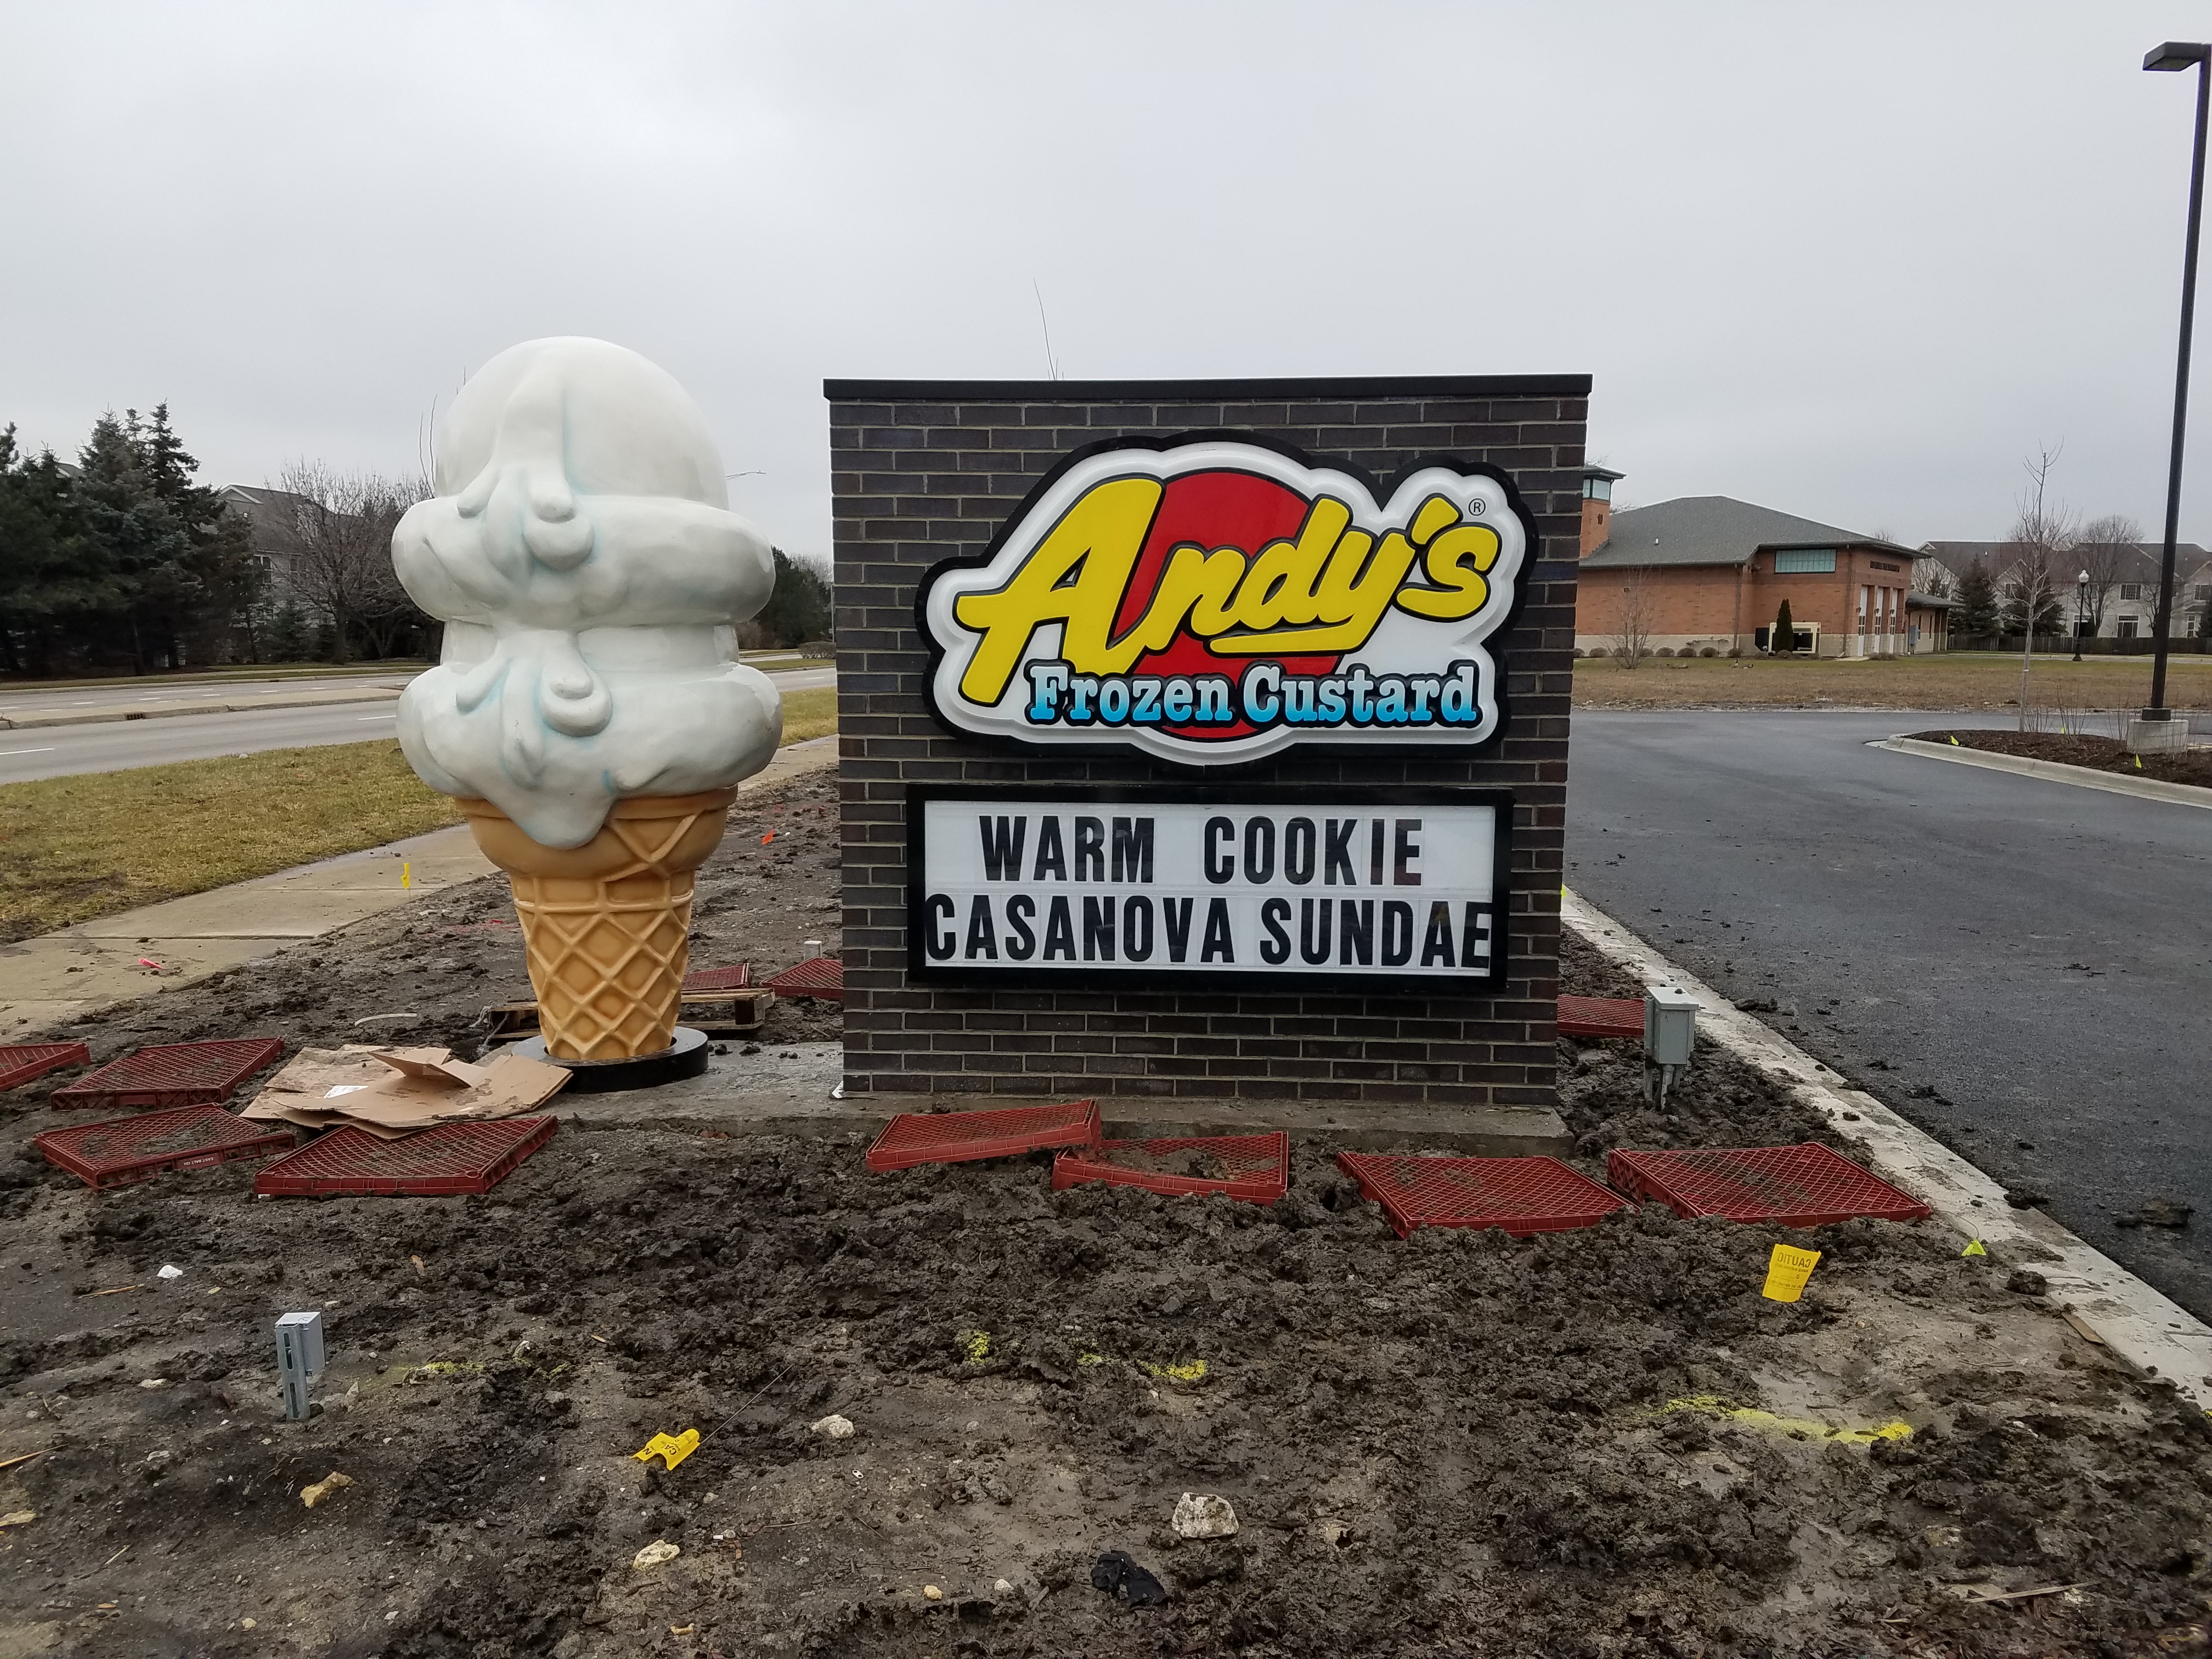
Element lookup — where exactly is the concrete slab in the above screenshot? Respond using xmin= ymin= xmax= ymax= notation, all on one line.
xmin=0 ymin=735 xmax=840 ymax=1038
xmin=540 ymin=1045 xmax=1573 ymax=1156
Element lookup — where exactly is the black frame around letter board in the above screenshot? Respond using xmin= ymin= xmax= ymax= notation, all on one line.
xmin=905 ymin=782 xmax=1514 ymax=996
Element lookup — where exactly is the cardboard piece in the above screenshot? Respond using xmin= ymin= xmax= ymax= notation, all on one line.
xmin=241 ymin=1043 xmax=567 ymax=1135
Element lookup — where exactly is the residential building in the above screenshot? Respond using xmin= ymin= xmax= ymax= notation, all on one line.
xmin=1920 ymin=540 xmax=2212 ymax=641
xmin=1575 ymin=479 xmax=1927 ymax=657
xmin=215 ymin=483 xmax=316 ymax=605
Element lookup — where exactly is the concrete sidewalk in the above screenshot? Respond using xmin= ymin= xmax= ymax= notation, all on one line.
xmin=0 ymin=735 xmax=838 ymax=1038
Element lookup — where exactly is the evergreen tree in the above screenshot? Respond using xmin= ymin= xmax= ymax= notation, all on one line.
xmin=1955 ymin=558 xmax=1999 ymax=637
xmin=1771 ymin=599 xmax=1795 ymax=654
xmin=754 ymin=547 xmax=833 ymax=646
xmin=264 ymin=603 xmax=312 ymax=662
xmin=0 ymin=425 xmax=107 ymax=675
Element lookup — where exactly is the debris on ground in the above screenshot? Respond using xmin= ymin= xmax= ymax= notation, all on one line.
xmin=633 ymin=1429 xmax=698 ymax=1470
xmin=2118 ymin=1197 xmax=2195 ymax=1229
xmin=1170 ymin=1492 xmax=1239 ymax=1538
xmin=1091 ymin=1549 xmax=1169 ymax=1608
xmin=631 ymin=1540 xmax=680 ymax=1571
xmin=300 ymin=1471 xmax=353 ymax=1508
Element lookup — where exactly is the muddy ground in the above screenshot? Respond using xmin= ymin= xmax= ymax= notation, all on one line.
xmin=1909 ymin=728 xmax=2212 ymax=791
xmin=3 ymin=772 xmax=2211 ymax=1658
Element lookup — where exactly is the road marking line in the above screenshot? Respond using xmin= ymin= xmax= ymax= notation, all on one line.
xmin=358 ymin=714 xmax=397 ymax=721
xmin=0 ymin=747 xmax=58 ymax=756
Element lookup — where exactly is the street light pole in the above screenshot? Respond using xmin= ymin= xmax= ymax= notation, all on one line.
xmin=2142 ymin=41 xmax=2212 ymax=723
xmin=2075 ymin=570 xmax=2089 ymax=661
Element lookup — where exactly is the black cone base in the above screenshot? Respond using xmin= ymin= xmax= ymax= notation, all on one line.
xmin=514 ymin=1026 xmax=710 ymax=1093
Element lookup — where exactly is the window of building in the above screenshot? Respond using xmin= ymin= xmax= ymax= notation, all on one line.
xmin=1774 ymin=549 xmax=1837 ymax=573
xmin=1582 ymin=475 xmax=1612 ymax=502
xmin=2118 ymin=617 xmax=2141 ymax=639
xmin=2121 ymin=583 xmax=2144 ymax=601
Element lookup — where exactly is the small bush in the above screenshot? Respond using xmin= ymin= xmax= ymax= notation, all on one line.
xmin=1699 ymin=647 xmax=1719 ymax=658
xmin=1655 ymin=647 xmax=1675 ymax=658
xmin=1586 ymin=647 xmax=1609 ymax=658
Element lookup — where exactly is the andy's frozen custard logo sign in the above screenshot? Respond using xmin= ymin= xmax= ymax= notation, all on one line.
xmin=918 ymin=436 xmax=1532 ymax=766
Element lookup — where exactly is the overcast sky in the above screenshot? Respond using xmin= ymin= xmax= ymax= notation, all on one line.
xmin=5 ymin=2 xmax=2210 ymax=556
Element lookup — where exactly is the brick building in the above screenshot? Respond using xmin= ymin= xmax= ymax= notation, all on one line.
xmin=1576 ymin=486 xmax=1924 ymax=657
xmin=828 ymin=374 xmax=1585 ymax=1114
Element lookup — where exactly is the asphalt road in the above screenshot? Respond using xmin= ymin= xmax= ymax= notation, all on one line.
xmin=0 ymin=667 xmax=837 ymax=785
xmin=1566 ymin=708 xmax=2212 ymax=1322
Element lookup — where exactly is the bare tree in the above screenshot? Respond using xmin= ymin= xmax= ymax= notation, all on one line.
xmin=1611 ymin=571 xmax=1658 ymax=668
xmin=2072 ymin=512 xmax=2143 ymax=638
xmin=273 ymin=462 xmax=430 ymax=663
xmin=2002 ymin=447 xmax=2078 ymax=727
xmin=1999 ymin=447 xmax=2077 ymax=640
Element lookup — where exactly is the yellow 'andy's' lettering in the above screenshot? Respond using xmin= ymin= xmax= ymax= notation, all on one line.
xmin=953 ymin=476 xmax=1161 ymax=704
xmin=1395 ymin=517 xmax=1502 ymax=622
xmin=950 ymin=477 xmax=1506 ymax=700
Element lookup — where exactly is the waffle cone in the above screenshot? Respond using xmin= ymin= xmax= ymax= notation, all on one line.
xmin=460 ymin=789 xmax=737 ymax=1062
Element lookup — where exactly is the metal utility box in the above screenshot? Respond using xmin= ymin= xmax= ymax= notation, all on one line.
xmin=275 ymin=1311 xmax=325 ymax=1421
xmin=1644 ymin=986 xmax=1699 ymax=1066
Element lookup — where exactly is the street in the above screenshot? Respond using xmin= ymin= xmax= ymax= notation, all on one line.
xmin=1567 ymin=708 xmax=2212 ymax=1321
xmin=0 ymin=665 xmax=836 ymax=785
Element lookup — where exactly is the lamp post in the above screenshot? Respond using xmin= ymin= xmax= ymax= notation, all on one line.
xmin=2075 ymin=569 xmax=2089 ymax=661
xmin=2142 ymin=41 xmax=2212 ymax=729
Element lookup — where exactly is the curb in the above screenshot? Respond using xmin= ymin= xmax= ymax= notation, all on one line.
xmin=1876 ymin=734 xmax=2212 ymax=812
xmin=1561 ymin=885 xmax=2212 ymax=1410
xmin=0 ymin=687 xmax=401 ymax=730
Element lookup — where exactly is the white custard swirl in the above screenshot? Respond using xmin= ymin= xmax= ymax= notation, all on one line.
xmin=390 ymin=338 xmax=785 ymax=847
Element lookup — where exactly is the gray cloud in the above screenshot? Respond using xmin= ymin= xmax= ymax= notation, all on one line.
xmin=2 ymin=0 xmax=2204 ymax=554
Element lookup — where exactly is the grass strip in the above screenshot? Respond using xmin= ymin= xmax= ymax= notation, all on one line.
xmin=0 ymin=685 xmax=840 ymax=944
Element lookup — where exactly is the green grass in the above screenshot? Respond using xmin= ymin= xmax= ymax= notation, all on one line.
xmin=0 ymin=741 xmax=461 ymax=944
xmin=0 ymin=690 xmax=841 ymax=944
xmin=779 ymin=685 xmax=837 ymax=743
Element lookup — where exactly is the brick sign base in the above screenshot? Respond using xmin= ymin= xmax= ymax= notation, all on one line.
xmin=830 ymin=375 xmax=1587 ymax=1114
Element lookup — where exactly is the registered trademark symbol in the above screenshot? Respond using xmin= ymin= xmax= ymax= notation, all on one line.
xmin=1464 ymin=498 xmax=1487 ymax=517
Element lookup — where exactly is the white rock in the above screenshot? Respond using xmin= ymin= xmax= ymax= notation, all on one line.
xmin=1316 ymin=1519 xmax=1351 ymax=1548
xmin=157 ymin=1265 xmax=184 ymax=1280
xmin=809 ymin=1413 xmax=856 ymax=1440
xmin=633 ymin=1539 xmax=680 ymax=1570
xmin=994 ymin=1578 xmax=1015 ymax=1598
xmin=1171 ymin=1492 xmax=1239 ymax=1539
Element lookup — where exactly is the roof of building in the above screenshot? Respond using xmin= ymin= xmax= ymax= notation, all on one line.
xmin=1582 ymin=495 xmax=1911 ymax=569
xmin=1582 ymin=464 xmax=1626 ymax=483
xmin=1905 ymin=591 xmax=1957 ymax=610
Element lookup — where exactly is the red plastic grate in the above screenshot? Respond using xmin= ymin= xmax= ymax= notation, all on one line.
xmin=254 ymin=1117 xmax=557 ymax=1198
xmin=33 ymin=1104 xmax=295 ymax=1190
xmin=49 ymin=1039 xmax=286 ymax=1111
xmin=682 ymin=963 xmax=753 ymax=991
xmin=1053 ymin=1132 xmax=1290 ymax=1204
xmin=865 ymin=1099 xmax=1100 ymax=1172
xmin=0 ymin=1041 xmax=91 ymax=1092
xmin=765 ymin=957 xmax=843 ymax=1001
xmin=1558 ymin=995 xmax=1644 ymax=1040
xmin=1336 ymin=1152 xmax=1629 ymax=1239
xmin=1607 ymin=1143 xmax=1932 ymax=1228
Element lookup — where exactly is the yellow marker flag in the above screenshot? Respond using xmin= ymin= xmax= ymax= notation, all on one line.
xmin=1762 ymin=1243 xmax=1822 ymax=1302
xmin=1961 ymin=1239 xmax=1987 ymax=1258
xmin=633 ymin=1429 xmax=699 ymax=1471
xmin=401 ymin=861 xmax=411 ymax=889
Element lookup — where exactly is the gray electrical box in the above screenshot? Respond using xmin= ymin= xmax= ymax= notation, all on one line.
xmin=275 ymin=1311 xmax=326 ymax=1421
xmin=1643 ymin=985 xmax=1700 ymax=1105
xmin=1644 ymin=986 xmax=1699 ymax=1066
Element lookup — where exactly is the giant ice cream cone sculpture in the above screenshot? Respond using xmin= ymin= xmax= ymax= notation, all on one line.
xmin=390 ymin=338 xmax=782 ymax=1062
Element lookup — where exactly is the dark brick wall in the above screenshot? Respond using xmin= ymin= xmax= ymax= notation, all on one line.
xmin=828 ymin=377 xmax=1587 ymax=1110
